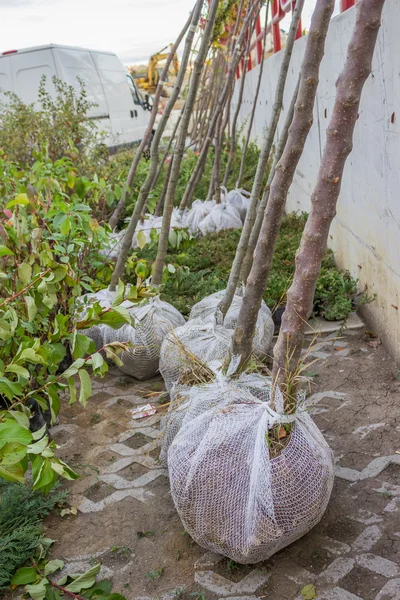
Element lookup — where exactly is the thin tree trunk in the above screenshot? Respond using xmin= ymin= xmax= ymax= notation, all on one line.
xmin=108 ymin=9 xmax=193 ymax=230
xmin=213 ymin=112 xmax=223 ymax=204
xmin=239 ymin=74 xmax=300 ymax=283
xmin=222 ymin=15 xmax=255 ymax=188
xmin=151 ymin=0 xmax=221 ymax=286
xmin=273 ymin=0 xmax=385 ymax=402
xmin=178 ymin=0 xmax=260 ymax=214
xmin=236 ymin=0 xmax=270 ymax=189
xmin=140 ymin=6 xmax=203 ymax=219
xmin=231 ymin=0 xmax=335 ymax=368
xmin=109 ymin=1 xmax=202 ymax=290
xmin=207 ymin=153 xmax=216 ymax=200
xmin=154 ymin=155 xmax=174 ymax=217
xmin=151 ymin=111 xmax=182 ymax=195
xmin=218 ymin=0 xmax=305 ymax=319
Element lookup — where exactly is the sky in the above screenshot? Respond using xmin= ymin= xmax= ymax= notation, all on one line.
xmin=0 ymin=0 xmax=340 ymax=65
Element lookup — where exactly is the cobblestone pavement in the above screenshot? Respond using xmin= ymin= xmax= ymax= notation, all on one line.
xmin=29 ymin=324 xmax=400 ymax=599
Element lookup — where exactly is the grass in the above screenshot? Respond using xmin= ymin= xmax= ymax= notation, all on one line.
xmin=136 ymin=212 xmax=369 ymax=320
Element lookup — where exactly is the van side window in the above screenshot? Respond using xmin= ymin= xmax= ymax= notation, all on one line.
xmin=126 ymin=75 xmax=142 ymax=106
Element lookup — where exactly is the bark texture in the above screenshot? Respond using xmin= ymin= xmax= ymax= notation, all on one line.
xmin=273 ymin=0 xmax=385 ymax=394
xmin=231 ymin=0 xmax=335 ymax=365
xmin=108 ymin=9 xmax=193 ymax=230
xmin=109 ymin=1 xmax=202 ymax=290
xmin=218 ymin=0 xmax=305 ymax=318
xmin=222 ymin=15 xmax=255 ymax=188
xmin=151 ymin=0 xmax=220 ymax=286
xmin=239 ymin=74 xmax=300 ymax=283
xmin=178 ymin=0 xmax=260 ymax=213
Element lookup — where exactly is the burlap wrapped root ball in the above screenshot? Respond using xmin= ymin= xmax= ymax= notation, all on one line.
xmin=189 ymin=288 xmax=274 ymax=359
xmin=168 ymin=379 xmax=334 ymax=563
xmin=159 ymin=319 xmax=232 ymax=392
xmin=159 ymin=373 xmax=271 ymax=465
xmin=102 ymin=296 xmax=185 ymax=380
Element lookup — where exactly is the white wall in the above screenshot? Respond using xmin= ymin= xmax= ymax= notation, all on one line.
xmin=232 ymin=1 xmax=400 ymax=363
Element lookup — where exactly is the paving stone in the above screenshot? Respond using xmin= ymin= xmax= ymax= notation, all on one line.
xmin=194 ymin=551 xmax=224 ymax=569
xmin=376 ymin=578 xmax=400 ymax=599
xmin=100 ymin=469 xmax=166 ymax=489
xmin=353 ymin=423 xmax=386 ymax=439
xmin=318 ymin=557 xmax=356 ymax=584
xmin=352 ymin=525 xmax=382 ymax=552
xmin=356 ymin=554 xmax=399 ymax=578
xmin=336 ymin=455 xmax=400 ymax=482
xmin=194 ymin=569 xmax=269 ymax=596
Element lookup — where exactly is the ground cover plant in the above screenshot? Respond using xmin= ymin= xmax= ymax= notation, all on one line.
xmin=134 ymin=212 xmax=370 ymax=320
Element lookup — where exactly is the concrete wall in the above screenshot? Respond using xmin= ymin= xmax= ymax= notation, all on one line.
xmin=232 ymin=1 xmax=400 ymax=364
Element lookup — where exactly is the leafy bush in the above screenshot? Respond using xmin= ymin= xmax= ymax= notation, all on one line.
xmin=0 ymin=76 xmax=107 ymax=169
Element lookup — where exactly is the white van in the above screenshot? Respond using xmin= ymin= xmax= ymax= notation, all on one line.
xmin=0 ymin=44 xmax=151 ymax=152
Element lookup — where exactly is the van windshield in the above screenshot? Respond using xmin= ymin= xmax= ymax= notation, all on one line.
xmin=126 ymin=74 xmax=143 ymax=106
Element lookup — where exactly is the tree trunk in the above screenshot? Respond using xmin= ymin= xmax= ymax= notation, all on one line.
xmin=151 ymin=111 xmax=182 ymax=199
xmin=108 ymin=9 xmax=193 ymax=230
xmin=222 ymin=13 xmax=255 ymax=189
xmin=217 ymin=0 xmax=305 ymax=319
xmin=151 ymin=0 xmax=221 ymax=286
xmin=109 ymin=0 xmax=202 ymax=290
xmin=154 ymin=155 xmax=174 ymax=217
xmin=231 ymin=0 xmax=335 ymax=368
xmin=239 ymin=74 xmax=300 ymax=283
xmin=213 ymin=112 xmax=223 ymax=204
xmin=236 ymin=0 xmax=270 ymax=189
xmin=273 ymin=0 xmax=385 ymax=401
xmin=178 ymin=0 xmax=260 ymax=214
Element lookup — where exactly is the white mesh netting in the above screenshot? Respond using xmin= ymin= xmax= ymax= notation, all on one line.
xmin=159 ymin=319 xmax=232 ymax=392
xmin=75 ymin=288 xmax=134 ymax=350
xmin=159 ymin=372 xmax=271 ymax=464
xmin=199 ymin=203 xmax=242 ymax=236
xmin=102 ymin=296 xmax=185 ymax=380
xmin=189 ymin=288 xmax=274 ymax=359
xmin=185 ymin=199 xmax=216 ymax=235
xmin=167 ymin=377 xmax=334 ymax=563
xmin=225 ymin=188 xmax=251 ymax=223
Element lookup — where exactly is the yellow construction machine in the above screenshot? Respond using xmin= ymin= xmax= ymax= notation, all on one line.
xmin=128 ymin=44 xmax=179 ymax=94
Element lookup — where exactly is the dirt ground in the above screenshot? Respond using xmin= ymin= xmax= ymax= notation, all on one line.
xmin=7 ymin=321 xmax=400 ymax=600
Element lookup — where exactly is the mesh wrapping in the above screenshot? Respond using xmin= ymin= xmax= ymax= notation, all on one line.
xmin=186 ymin=200 xmax=216 ymax=235
xmin=168 ymin=378 xmax=334 ymax=563
xmin=189 ymin=288 xmax=274 ymax=359
xmin=160 ymin=373 xmax=271 ymax=464
xmin=225 ymin=189 xmax=251 ymax=223
xmin=199 ymin=203 xmax=242 ymax=236
xmin=103 ymin=296 xmax=185 ymax=380
xmin=159 ymin=319 xmax=232 ymax=392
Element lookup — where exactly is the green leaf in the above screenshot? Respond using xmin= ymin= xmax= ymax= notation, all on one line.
xmin=136 ymin=229 xmax=147 ymax=250
xmin=72 ymin=332 xmax=95 ymax=360
xmin=5 ymin=363 xmax=30 ymax=379
xmin=7 ymin=193 xmax=29 ymax=208
xmin=18 ymin=262 xmax=32 ymax=284
xmin=25 ymin=578 xmax=49 ymax=600
xmin=28 ymin=435 xmax=50 ymax=455
xmin=0 ymin=461 xmax=26 ymax=483
xmin=11 ymin=567 xmax=38 ymax=585
xmin=61 ymin=357 xmax=85 ymax=378
xmin=78 ymin=369 xmax=92 ymax=406
xmin=99 ymin=307 xmax=131 ymax=329
xmin=301 ymin=584 xmax=317 ymax=599
xmin=68 ymin=377 xmax=77 ymax=405
xmin=0 ymin=419 xmax=32 ymax=445
xmin=25 ymin=295 xmax=38 ymax=322
xmin=64 ymin=562 xmax=101 ymax=593
xmin=91 ymin=352 xmax=104 ymax=371
xmin=0 ymin=245 xmax=14 ymax=257
xmin=112 ymin=280 xmax=125 ymax=306
xmin=44 ymin=559 xmax=64 ymax=576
